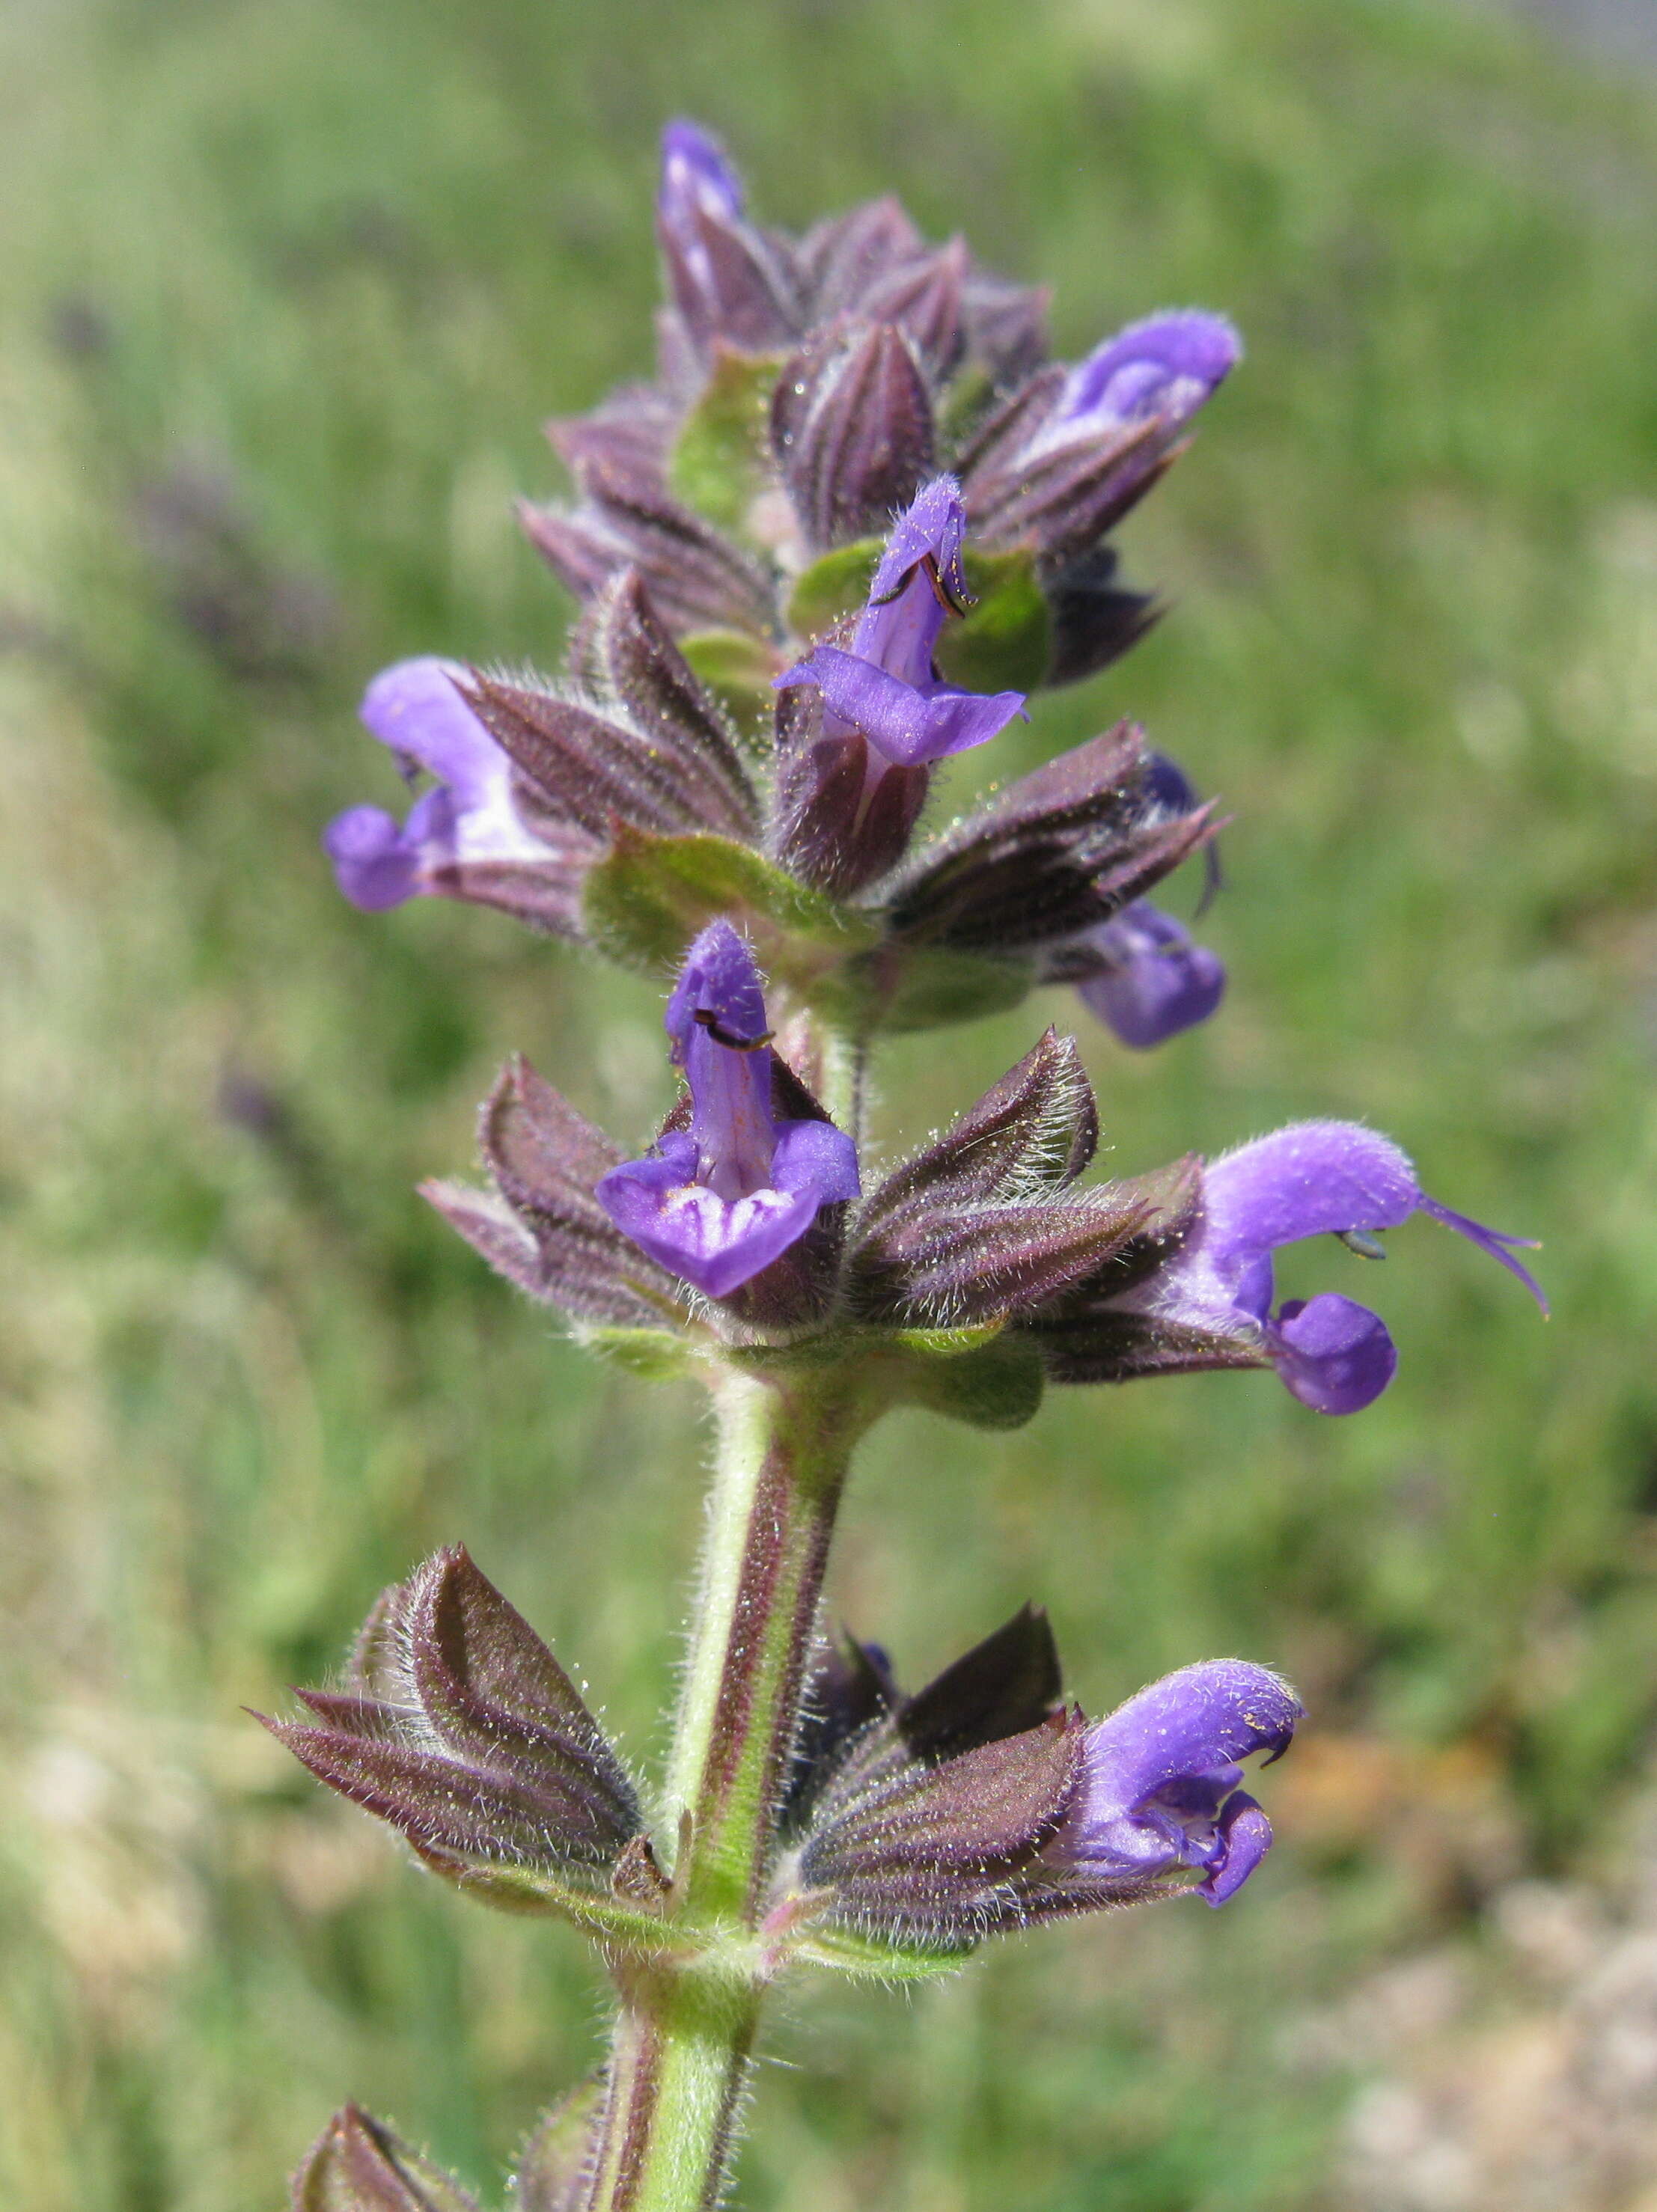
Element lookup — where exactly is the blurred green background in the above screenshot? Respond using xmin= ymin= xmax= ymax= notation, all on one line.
xmin=4 ymin=0 xmax=1657 ymax=2205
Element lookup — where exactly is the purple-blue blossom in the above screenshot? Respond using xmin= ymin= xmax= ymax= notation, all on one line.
xmin=1063 ymin=1660 xmax=1301 ymax=1907
xmin=1138 ymin=1122 xmax=1547 ymax=1415
xmin=1049 ymin=310 xmax=1241 ymax=444
xmin=657 ymin=120 xmax=748 ymax=327
xmin=596 ymin=922 xmax=860 ymax=1299
xmin=323 ymin=659 xmax=552 ymax=911
xmin=659 ymin=118 xmax=745 ymax=234
xmin=654 ymin=117 xmax=797 ymax=368
xmin=775 ymin=477 xmax=1026 ymax=769
xmin=1075 ymin=901 xmax=1226 ymax=1049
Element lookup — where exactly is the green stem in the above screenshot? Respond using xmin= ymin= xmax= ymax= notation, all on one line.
xmin=583 ymin=1363 xmax=867 ymax=2212
xmin=579 ymin=1967 xmax=759 ymax=2212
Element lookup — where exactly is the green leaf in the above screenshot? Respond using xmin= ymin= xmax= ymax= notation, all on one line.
xmin=933 ymin=546 xmax=1052 ymax=694
xmin=575 ymin=1326 xmax=703 ymax=1382
xmin=786 ymin=537 xmax=881 ymax=640
xmin=934 ymin=363 xmax=998 ymax=452
xmin=678 ymin=627 xmax=779 ymax=745
xmin=787 ymin=541 xmax=1051 ymax=694
xmin=427 ymin=1852 xmax=701 ymax=1954
xmin=582 ymin=827 xmax=877 ymax=995
xmin=885 ymin=1320 xmax=1008 ymax=1358
xmin=790 ymin=1919 xmax=977 ymax=1982
xmin=668 ymin=345 xmax=786 ymax=532
xmin=883 ymin=1333 xmax=1046 ymax=1432
xmin=853 ymin=944 xmax=1034 ymax=1034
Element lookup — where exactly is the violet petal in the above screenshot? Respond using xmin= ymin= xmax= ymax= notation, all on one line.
xmin=1269 ymin=1292 xmax=1398 ymax=1416
xmin=778 ymin=645 xmax=1025 ymax=767
xmin=770 ymin=1116 xmax=861 ymax=1205
xmin=1061 ymin=310 xmax=1241 ymax=431
xmin=596 ymin=1163 xmax=820 ymax=1300
xmin=323 ymin=805 xmax=423 ymax=911
xmin=359 ymin=657 xmax=501 ymax=803
xmin=1197 ymin=1792 xmax=1273 ymax=1907
xmin=1075 ymin=902 xmax=1225 ymax=1048
xmin=1080 ymin=1660 xmax=1302 ymax=1829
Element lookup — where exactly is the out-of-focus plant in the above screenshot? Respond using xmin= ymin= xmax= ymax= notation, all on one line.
xmin=270 ymin=123 xmax=1544 ymax=2212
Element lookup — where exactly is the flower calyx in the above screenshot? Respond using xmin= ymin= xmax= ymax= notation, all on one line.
xmin=770 ymin=1612 xmax=1301 ymax=1973
xmin=260 ymin=1548 xmax=677 ymax=1943
xmin=291 ymin=2105 xmax=480 ymax=2212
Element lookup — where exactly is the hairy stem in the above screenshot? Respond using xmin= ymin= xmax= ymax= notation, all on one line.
xmin=580 ymin=1968 xmax=760 ymax=2212
xmin=583 ymin=1363 xmax=867 ymax=2211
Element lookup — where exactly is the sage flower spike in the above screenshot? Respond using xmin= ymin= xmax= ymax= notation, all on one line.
xmin=596 ymin=922 xmax=860 ymax=1298
xmin=1058 ymin=1659 xmax=1301 ymax=1907
xmin=775 ymin=477 xmax=1026 ymax=769
xmin=1141 ymin=1121 xmax=1547 ymax=1414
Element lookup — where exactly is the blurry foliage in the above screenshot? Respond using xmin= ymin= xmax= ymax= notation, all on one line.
xmin=2 ymin=0 xmax=1657 ymax=2206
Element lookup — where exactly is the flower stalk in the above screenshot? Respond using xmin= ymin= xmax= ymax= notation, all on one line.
xmin=579 ymin=1964 xmax=760 ymax=2212
xmin=585 ymin=1362 xmax=869 ymax=2211
xmin=668 ymin=1365 xmax=867 ymax=1919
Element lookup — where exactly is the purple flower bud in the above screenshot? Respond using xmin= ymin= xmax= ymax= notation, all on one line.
xmin=596 ymin=922 xmax=859 ymax=1300
xmin=1053 ymin=310 xmax=1241 ymax=439
xmin=797 ymin=196 xmax=925 ymax=320
xmin=961 ymin=311 xmax=1237 ymax=595
xmin=546 ymin=382 xmax=676 ymax=494
xmin=890 ymin=725 xmax=1212 ymax=954
xmin=1061 ymin=1660 xmax=1300 ymax=1907
xmin=795 ymin=196 xmax=1048 ymax=389
xmin=854 ymin=236 xmax=968 ymax=382
xmin=850 ymin=1033 xmax=1150 ymax=1328
xmin=1043 ymin=545 xmax=1160 ymax=688
xmin=660 ymin=118 xmax=745 ymax=233
xmin=959 ymin=266 xmax=1051 ymax=388
xmin=424 ymin=1054 xmax=691 ymax=1329
xmin=775 ymin=477 xmax=1025 ymax=769
xmin=1139 ymin=1121 xmax=1548 ymax=1414
xmin=520 ymin=469 xmax=776 ymax=638
xmin=323 ymin=659 xmax=588 ymax=929
xmin=1074 ymin=901 xmax=1226 ymax=1048
xmin=656 ymin=121 xmax=799 ymax=363
xmin=511 ymin=2080 xmax=605 ymax=2212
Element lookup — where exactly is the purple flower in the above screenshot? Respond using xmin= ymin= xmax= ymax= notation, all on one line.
xmin=323 ymin=659 xmax=557 ymax=912
xmin=775 ymin=477 xmax=1026 ymax=769
xmin=1139 ymin=1122 xmax=1548 ymax=1415
xmin=1075 ymin=901 xmax=1226 ymax=1049
xmin=1063 ymin=1660 xmax=1301 ymax=1907
xmin=659 ymin=118 xmax=745 ymax=236
xmin=656 ymin=120 xmax=798 ymax=367
xmin=961 ymin=311 xmax=1239 ymax=588
xmin=596 ymin=922 xmax=859 ymax=1299
xmin=1046 ymin=310 xmax=1241 ymax=447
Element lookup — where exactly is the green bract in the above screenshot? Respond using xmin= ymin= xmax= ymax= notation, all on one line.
xmin=581 ymin=826 xmax=876 ymax=986
xmin=668 ymin=346 xmax=787 ymax=533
